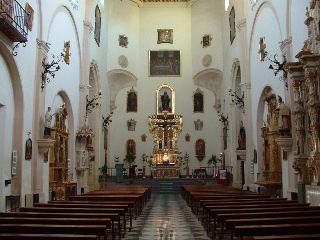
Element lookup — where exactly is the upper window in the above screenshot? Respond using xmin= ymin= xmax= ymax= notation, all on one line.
xmin=225 ymin=0 xmax=229 ymax=11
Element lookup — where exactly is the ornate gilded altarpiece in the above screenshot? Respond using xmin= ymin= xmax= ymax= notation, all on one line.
xmin=149 ymin=84 xmax=183 ymax=178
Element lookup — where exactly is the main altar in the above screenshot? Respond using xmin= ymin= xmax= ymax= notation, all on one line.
xmin=148 ymin=84 xmax=183 ymax=179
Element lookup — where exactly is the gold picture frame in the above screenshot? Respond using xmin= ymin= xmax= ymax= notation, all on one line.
xmin=201 ymin=34 xmax=212 ymax=48
xmin=156 ymin=84 xmax=175 ymax=115
xmin=157 ymin=29 xmax=173 ymax=44
xmin=149 ymin=50 xmax=181 ymax=77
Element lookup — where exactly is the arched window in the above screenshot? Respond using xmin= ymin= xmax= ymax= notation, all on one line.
xmin=225 ymin=0 xmax=229 ymax=11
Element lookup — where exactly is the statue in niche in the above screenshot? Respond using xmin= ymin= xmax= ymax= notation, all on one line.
xmin=237 ymin=121 xmax=246 ymax=150
xmin=195 ymin=139 xmax=205 ymax=161
xmin=127 ymin=88 xmax=137 ymax=112
xmin=44 ymin=107 xmax=53 ymax=137
xmin=161 ymin=91 xmax=171 ymax=112
xmin=277 ymin=96 xmax=291 ymax=135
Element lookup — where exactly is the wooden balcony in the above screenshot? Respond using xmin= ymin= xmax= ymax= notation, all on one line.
xmin=0 ymin=0 xmax=28 ymax=42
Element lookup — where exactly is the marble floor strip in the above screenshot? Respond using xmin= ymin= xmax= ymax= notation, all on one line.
xmin=124 ymin=194 xmax=210 ymax=240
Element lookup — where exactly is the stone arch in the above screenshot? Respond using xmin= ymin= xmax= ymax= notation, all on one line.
xmin=51 ymin=90 xmax=75 ymax=172
xmin=107 ymin=69 xmax=138 ymax=110
xmin=46 ymin=5 xmax=82 ymax=69
xmin=248 ymin=1 xmax=284 ymax=87
xmin=256 ymin=86 xmax=274 ymax=170
xmin=193 ymin=68 xmax=223 ymax=113
xmin=0 ymin=41 xmax=24 ymax=200
xmin=88 ymin=60 xmax=102 ymax=189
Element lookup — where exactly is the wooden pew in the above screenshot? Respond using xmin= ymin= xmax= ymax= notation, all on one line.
xmin=0 ymin=212 xmax=115 ymax=239
xmin=0 ymin=224 xmax=106 ymax=238
xmin=45 ymin=201 xmax=134 ymax=230
xmin=0 ymin=233 xmax=99 ymax=239
xmin=35 ymin=202 xmax=133 ymax=231
xmin=226 ymin=216 xmax=320 ymax=238
xmin=252 ymin=234 xmax=320 ymax=240
xmin=233 ymin=223 xmax=320 ymax=240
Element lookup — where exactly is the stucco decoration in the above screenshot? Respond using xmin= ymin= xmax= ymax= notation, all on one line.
xmin=193 ymin=68 xmax=223 ymax=112
xmin=107 ymin=69 xmax=138 ymax=111
xmin=202 ymin=54 xmax=212 ymax=67
xmin=118 ymin=55 xmax=128 ymax=68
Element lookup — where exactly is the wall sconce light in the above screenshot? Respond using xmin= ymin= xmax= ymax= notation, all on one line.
xmin=258 ymin=37 xmax=288 ymax=88
xmin=218 ymin=113 xmax=229 ymax=128
xmin=41 ymin=53 xmax=63 ymax=90
xmin=5 ymin=179 xmax=11 ymax=186
xmin=86 ymin=92 xmax=101 ymax=117
xmin=228 ymin=89 xmax=244 ymax=109
xmin=102 ymin=112 xmax=114 ymax=130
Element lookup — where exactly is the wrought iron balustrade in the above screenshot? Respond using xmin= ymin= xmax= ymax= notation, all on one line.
xmin=0 ymin=0 xmax=28 ymax=42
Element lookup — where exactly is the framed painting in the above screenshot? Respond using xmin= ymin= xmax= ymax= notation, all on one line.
xmin=156 ymin=84 xmax=175 ymax=115
xmin=149 ymin=50 xmax=181 ymax=77
xmin=157 ymin=29 xmax=173 ymax=44
xmin=193 ymin=88 xmax=204 ymax=113
xmin=229 ymin=6 xmax=236 ymax=44
xmin=127 ymin=88 xmax=137 ymax=112
xmin=25 ymin=138 xmax=32 ymax=160
xmin=201 ymin=34 xmax=212 ymax=48
xmin=119 ymin=34 xmax=128 ymax=48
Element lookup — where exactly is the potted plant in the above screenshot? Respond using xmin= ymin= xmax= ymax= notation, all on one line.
xmin=207 ymin=154 xmax=221 ymax=167
xmin=98 ymin=163 xmax=108 ymax=188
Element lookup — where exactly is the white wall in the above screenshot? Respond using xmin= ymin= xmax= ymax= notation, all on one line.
xmin=0 ymin=53 xmax=14 ymax=210
xmin=106 ymin=2 xmax=224 ymax=172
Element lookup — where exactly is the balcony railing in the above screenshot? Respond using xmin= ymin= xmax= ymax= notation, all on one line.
xmin=0 ymin=0 xmax=28 ymax=42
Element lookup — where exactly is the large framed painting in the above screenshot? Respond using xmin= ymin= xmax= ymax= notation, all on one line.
xmin=149 ymin=50 xmax=181 ymax=77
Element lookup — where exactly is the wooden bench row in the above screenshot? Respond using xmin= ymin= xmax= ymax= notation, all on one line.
xmin=182 ymin=184 xmax=320 ymax=240
xmin=0 ymin=184 xmax=151 ymax=240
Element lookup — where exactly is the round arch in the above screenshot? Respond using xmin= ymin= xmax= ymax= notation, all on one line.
xmin=0 ymin=41 xmax=24 ymax=197
xmin=107 ymin=69 xmax=138 ymax=110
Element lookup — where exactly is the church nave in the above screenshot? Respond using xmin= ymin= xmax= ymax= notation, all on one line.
xmin=125 ymin=194 xmax=209 ymax=240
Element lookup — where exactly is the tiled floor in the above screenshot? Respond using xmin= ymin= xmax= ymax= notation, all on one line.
xmin=124 ymin=194 xmax=210 ymax=240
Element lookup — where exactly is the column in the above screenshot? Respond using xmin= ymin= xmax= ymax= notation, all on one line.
xmin=32 ymin=39 xmax=50 ymax=201
xmin=286 ymin=62 xmax=309 ymax=184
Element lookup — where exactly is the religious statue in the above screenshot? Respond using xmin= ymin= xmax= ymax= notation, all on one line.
xmin=44 ymin=107 xmax=53 ymax=137
xmin=237 ymin=121 xmax=246 ymax=150
xmin=161 ymin=91 xmax=171 ymax=112
xmin=277 ymin=96 xmax=291 ymax=135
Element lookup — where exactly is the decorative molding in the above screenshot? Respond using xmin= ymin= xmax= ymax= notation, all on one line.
xmin=236 ymin=18 xmax=246 ymax=32
xmin=83 ymin=20 xmax=93 ymax=34
xmin=280 ymin=37 xmax=292 ymax=55
xmin=36 ymin=39 xmax=50 ymax=54
xmin=118 ymin=55 xmax=128 ymax=68
xmin=202 ymin=54 xmax=212 ymax=67
xmin=193 ymin=68 xmax=223 ymax=112
xmin=107 ymin=69 xmax=138 ymax=111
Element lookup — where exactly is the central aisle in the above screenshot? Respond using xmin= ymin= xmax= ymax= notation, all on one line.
xmin=125 ymin=194 xmax=210 ymax=240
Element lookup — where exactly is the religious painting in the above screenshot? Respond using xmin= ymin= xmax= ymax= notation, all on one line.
xmin=185 ymin=133 xmax=190 ymax=142
xmin=193 ymin=88 xmax=204 ymax=113
xmin=12 ymin=150 xmax=17 ymax=176
xmin=156 ymin=84 xmax=176 ymax=115
xmin=25 ymin=3 xmax=34 ymax=31
xmin=126 ymin=139 xmax=136 ymax=156
xmin=149 ymin=50 xmax=181 ymax=77
xmin=201 ymin=34 xmax=212 ymax=48
xmin=94 ymin=5 xmax=101 ymax=47
xmin=229 ymin=6 xmax=236 ymax=44
xmin=141 ymin=134 xmax=147 ymax=142
xmin=194 ymin=119 xmax=203 ymax=131
xmin=157 ymin=29 xmax=173 ymax=44
xmin=195 ymin=139 xmax=205 ymax=161
xmin=119 ymin=34 xmax=128 ymax=48
xmin=25 ymin=138 xmax=32 ymax=160
xmin=127 ymin=119 xmax=137 ymax=131
xmin=127 ymin=88 xmax=137 ymax=112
